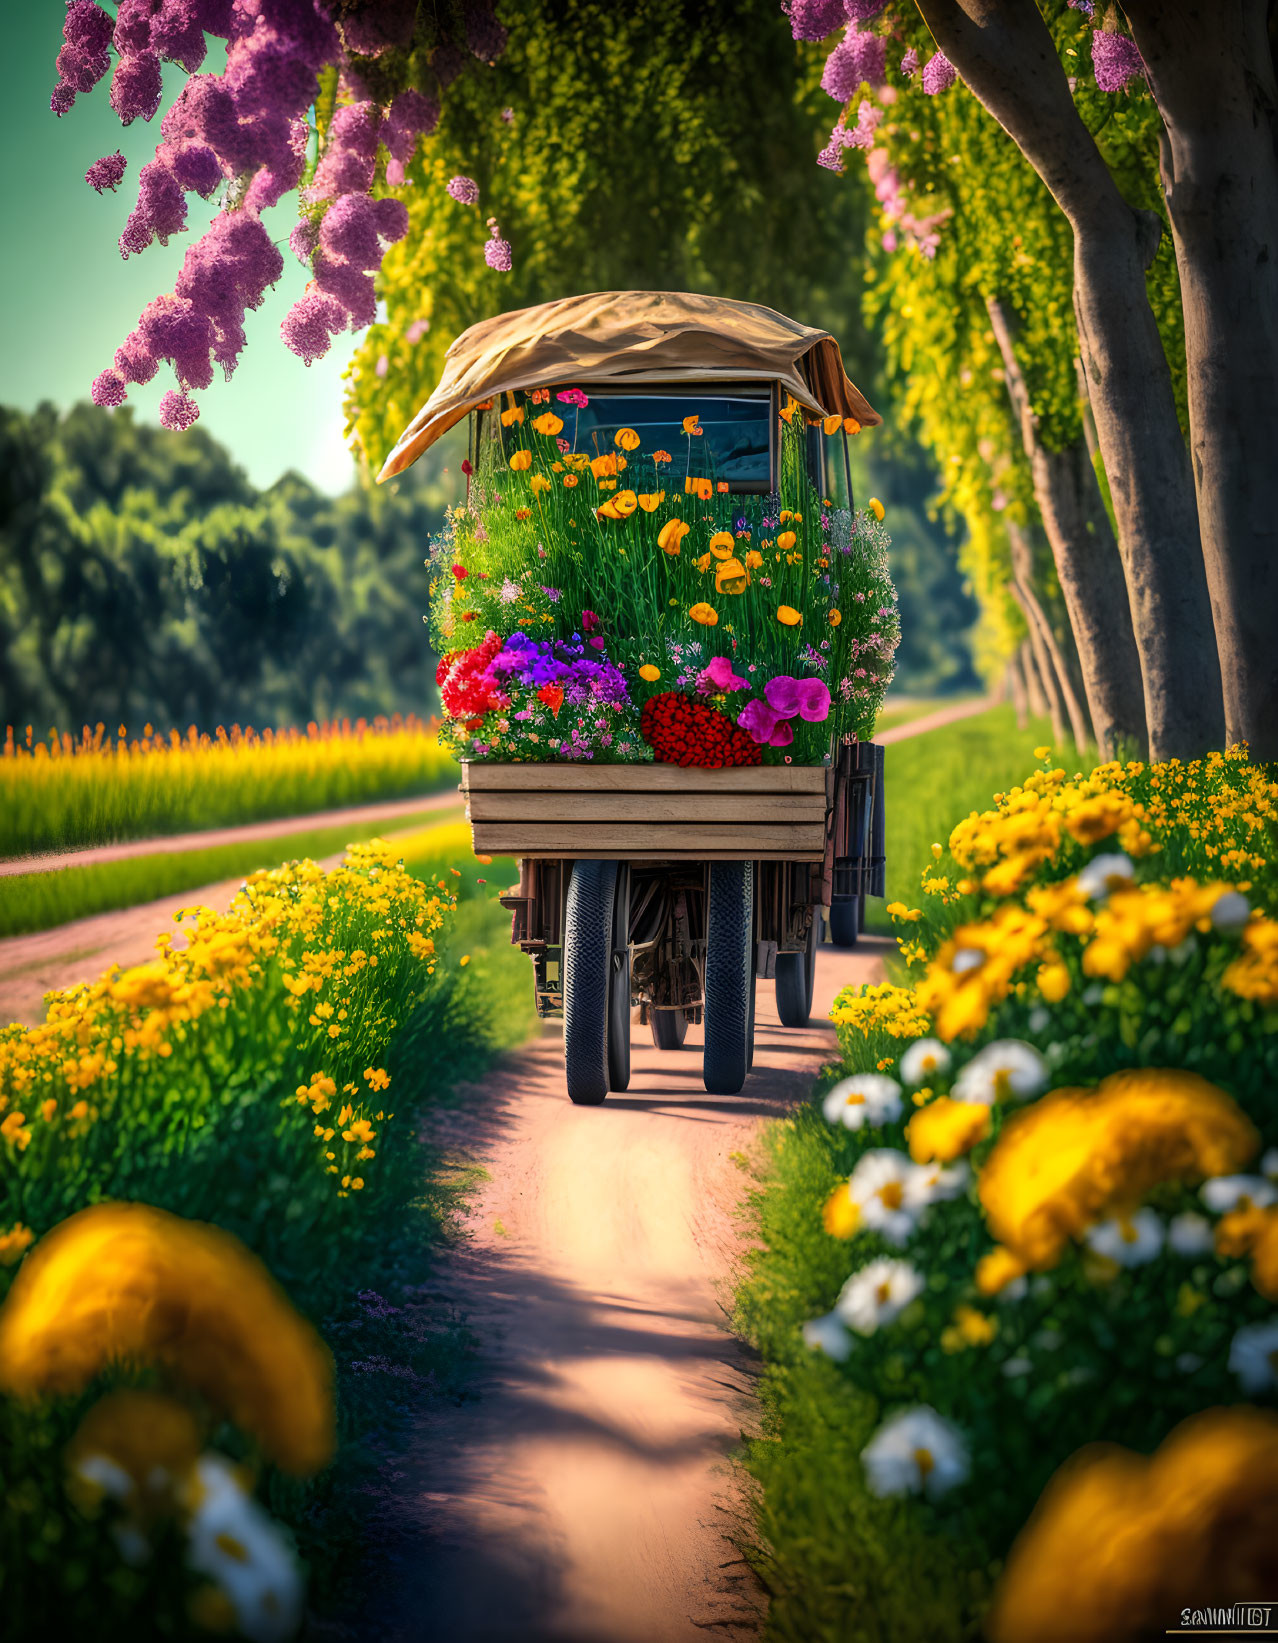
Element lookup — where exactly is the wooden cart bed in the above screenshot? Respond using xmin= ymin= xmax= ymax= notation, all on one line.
xmin=461 ymin=762 xmax=831 ymax=861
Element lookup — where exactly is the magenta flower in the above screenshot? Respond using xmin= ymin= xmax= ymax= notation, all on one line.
xmin=581 ymin=609 xmax=603 ymax=633
xmin=1091 ymin=29 xmax=1145 ymax=94
xmin=557 ymin=388 xmax=589 ymax=408
xmin=738 ymin=698 xmax=781 ymax=745
xmin=697 ymin=655 xmax=749 ymax=694
xmin=86 ymin=152 xmax=128 ymax=193
xmin=764 ymin=675 xmax=832 ymax=722
xmin=446 ymin=175 xmax=480 ymax=204
xmin=921 ymin=50 xmax=958 ymax=95
xmin=769 ymin=719 xmax=794 ymax=748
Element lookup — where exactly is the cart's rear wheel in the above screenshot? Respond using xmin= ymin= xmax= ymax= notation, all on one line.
xmin=829 ymin=894 xmax=864 ymax=949
xmin=563 ymin=859 xmax=620 ymax=1106
xmin=650 ymin=1009 xmax=688 ymax=1050
xmin=608 ymin=863 xmax=631 ymax=1092
xmin=703 ymin=861 xmax=755 ymax=1095
xmin=775 ymin=911 xmax=820 ymax=1028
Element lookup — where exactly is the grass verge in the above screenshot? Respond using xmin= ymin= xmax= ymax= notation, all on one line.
xmin=0 ymin=807 xmax=465 ymax=940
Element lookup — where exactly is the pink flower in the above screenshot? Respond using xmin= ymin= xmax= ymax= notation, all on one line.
xmin=557 ymin=388 xmax=589 ymax=408
xmin=581 ymin=609 xmax=603 ymax=632
xmin=697 ymin=654 xmax=749 ymax=694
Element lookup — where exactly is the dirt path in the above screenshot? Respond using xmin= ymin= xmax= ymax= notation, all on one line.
xmin=0 ymin=788 xmax=461 ymax=877
xmin=372 ymin=935 xmax=890 ymax=1643
xmin=876 ymin=692 xmax=996 ymax=745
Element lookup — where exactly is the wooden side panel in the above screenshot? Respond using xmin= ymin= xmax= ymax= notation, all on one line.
xmin=470 ymin=822 xmax=826 ymax=858
xmin=461 ymin=762 xmax=827 ymax=794
xmin=467 ymin=791 xmax=827 ymax=823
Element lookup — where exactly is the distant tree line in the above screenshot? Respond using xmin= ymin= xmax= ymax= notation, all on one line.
xmin=0 ymin=402 xmax=456 ymax=735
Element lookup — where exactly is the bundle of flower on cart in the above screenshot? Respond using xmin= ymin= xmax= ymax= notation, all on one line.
xmin=427 ymin=394 xmax=900 ymax=765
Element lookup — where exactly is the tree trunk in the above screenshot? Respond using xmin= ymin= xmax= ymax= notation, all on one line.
xmin=915 ymin=0 xmax=1224 ymax=760
xmin=1121 ymin=0 xmax=1278 ymax=759
xmin=1007 ymin=647 xmax=1029 ymax=727
xmin=987 ymin=295 xmax=1147 ymax=757
xmin=1018 ymin=637 xmax=1050 ymax=722
xmin=1005 ymin=520 xmax=1092 ymax=751
xmin=1009 ymin=579 xmax=1066 ymax=743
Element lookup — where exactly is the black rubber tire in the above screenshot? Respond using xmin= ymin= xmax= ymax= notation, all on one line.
xmin=563 ymin=860 xmax=618 ymax=1106
xmin=829 ymin=895 xmax=862 ymax=949
xmin=703 ymin=861 xmax=755 ymax=1095
xmin=608 ymin=865 xmax=631 ymax=1092
xmin=650 ymin=1009 xmax=688 ymax=1049
xmin=775 ymin=912 xmax=819 ymax=1027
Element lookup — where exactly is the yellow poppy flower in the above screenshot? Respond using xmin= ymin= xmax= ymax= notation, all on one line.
xmin=615 ymin=427 xmax=641 ymax=450
xmin=689 ymin=602 xmax=718 ymax=626
xmin=597 ymin=489 xmax=638 ymax=520
xmin=508 ymin=449 xmax=532 ymax=471
xmin=530 ymin=474 xmax=551 ymax=495
xmin=776 ymin=530 xmax=797 ymax=552
xmin=777 ymin=605 xmax=802 ymax=626
xmin=657 ymin=518 xmax=690 ymax=555
xmin=779 ymin=397 xmax=798 ymax=425
xmin=822 ymin=413 xmax=842 ymax=435
xmin=639 ymin=664 xmax=661 ymax=682
xmin=779 ymin=510 xmax=794 ymax=523
xmin=591 ymin=453 xmax=620 ymax=479
xmin=682 ymin=414 xmax=702 ymax=435
xmin=500 ymin=405 xmax=525 ymax=427
xmin=745 ymin=549 xmax=763 ymax=569
xmin=707 ymin=530 xmax=735 ymax=560
xmin=715 ymin=557 xmax=749 ymax=596
xmin=869 ymin=496 xmax=885 ymax=520
xmin=696 ymin=552 xmax=713 ymax=573
xmin=829 ymin=608 xmax=842 ymax=626
xmin=684 ymin=476 xmax=712 ymax=501
xmin=533 ymin=412 xmax=564 ymax=437
xmin=637 ymin=491 xmax=665 ymax=512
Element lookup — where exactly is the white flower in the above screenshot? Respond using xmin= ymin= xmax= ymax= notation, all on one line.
xmin=899 ymin=1038 xmax=951 ymax=1086
xmin=1168 ymin=1212 xmax=1216 ymax=1256
xmin=861 ymin=1406 xmax=969 ymax=1501
xmin=997 ymin=1276 xmax=1028 ymax=1303
xmin=1081 ymin=983 xmax=1105 ymax=1004
xmin=835 ymin=1258 xmax=925 ymax=1335
xmin=1211 ymin=890 xmax=1251 ymax=931
xmin=952 ymin=1040 xmax=1049 ymax=1106
xmin=952 ymin=948 xmax=985 ymax=975
xmin=1261 ymin=1148 xmax=1278 ymax=1182
xmin=1028 ymin=1005 xmax=1050 ymax=1034
xmin=1001 ymin=1356 xmax=1032 ymax=1377
xmin=822 ymin=1074 xmax=903 ymax=1131
xmin=1076 ymin=852 xmax=1134 ymax=901
xmin=848 ymin=1149 xmax=919 ymax=1246
xmin=1229 ymin=1320 xmax=1278 ymax=1394
xmin=183 ymin=1455 xmax=302 ymax=1643
xmin=906 ymin=1159 xmax=970 ymax=1208
xmin=1084 ymin=1208 xmax=1164 ymax=1267
xmin=802 ymin=1311 xmax=854 ymax=1362
xmin=1201 ymin=1175 xmax=1278 ymax=1214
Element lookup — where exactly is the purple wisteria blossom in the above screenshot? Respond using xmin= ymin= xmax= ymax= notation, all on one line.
xmin=822 ymin=26 xmax=887 ymax=99
xmin=86 ymin=151 xmax=128 ymax=192
xmin=485 ymin=218 xmax=514 ymax=272
xmin=785 ymin=0 xmax=844 ymax=41
xmin=921 ymin=50 xmax=958 ymax=94
xmin=447 ymin=174 xmax=481 ymax=204
xmin=1091 ymin=29 xmax=1145 ymax=93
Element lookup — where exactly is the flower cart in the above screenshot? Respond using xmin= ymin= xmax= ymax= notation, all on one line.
xmin=378 ymin=292 xmax=895 ymax=1104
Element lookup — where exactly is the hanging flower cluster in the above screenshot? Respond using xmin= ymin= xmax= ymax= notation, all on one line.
xmin=54 ymin=0 xmax=509 ymax=430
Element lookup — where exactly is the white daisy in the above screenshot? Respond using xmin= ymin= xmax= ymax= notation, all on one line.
xmin=1201 ymin=1175 xmax=1278 ymax=1215
xmin=1084 ymin=1208 xmax=1164 ymax=1267
xmin=801 ymin=1310 xmax=854 ymax=1362
xmin=835 ymin=1257 xmax=925 ymax=1335
xmin=848 ymin=1149 xmax=919 ymax=1247
xmin=1261 ymin=1148 xmax=1278 ymax=1183
xmin=822 ymin=1074 xmax=903 ymax=1131
xmin=1168 ymin=1212 xmax=1216 ymax=1256
xmin=899 ymin=1038 xmax=951 ymax=1087
xmin=1228 ymin=1319 xmax=1278 ymax=1394
xmin=1210 ymin=890 xmax=1251 ymax=931
xmin=861 ymin=1405 xmax=969 ymax=1501
xmin=952 ymin=1040 xmax=1049 ymax=1106
xmin=1076 ymin=852 xmax=1134 ymax=901
xmin=906 ymin=1159 xmax=970 ymax=1209
xmin=184 ymin=1454 xmax=302 ymax=1643
xmin=951 ymin=948 xmax=985 ymax=975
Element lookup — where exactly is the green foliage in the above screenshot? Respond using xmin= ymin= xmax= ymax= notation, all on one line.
xmin=0 ymin=403 xmax=461 ymax=736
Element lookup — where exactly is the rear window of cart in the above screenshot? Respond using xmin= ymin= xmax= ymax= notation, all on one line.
xmin=479 ymin=384 xmax=776 ymax=492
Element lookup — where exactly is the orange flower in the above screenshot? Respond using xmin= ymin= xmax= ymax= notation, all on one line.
xmin=776 ymin=530 xmax=797 ymax=552
xmin=717 ymin=481 xmax=729 ymax=493
xmin=500 ymin=405 xmax=525 ymax=427
xmin=829 ymin=608 xmax=842 ymax=626
xmin=508 ymin=449 xmax=532 ymax=471
xmin=530 ymin=388 xmax=550 ymax=403
xmin=597 ymin=489 xmax=638 ymax=520
xmin=652 ymin=449 xmax=672 ymax=463
xmin=533 ymin=412 xmax=564 ymax=437
xmin=515 ymin=507 xmax=531 ymax=521
xmin=777 ymin=605 xmax=802 ymax=626
xmin=591 ymin=453 xmax=620 ymax=479
xmin=745 ymin=549 xmax=763 ymax=569
xmin=822 ymin=413 xmax=842 ymax=435
xmin=779 ymin=397 xmax=798 ymax=424
xmin=682 ymin=414 xmax=702 ymax=435
xmin=563 ymin=473 xmax=579 ymax=488
xmin=715 ymin=557 xmax=749 ymax=595
xmin=614 ymin=427 xmax=641 ymax=450
xmin=530 ymin=474 xmax=551 ymax=495
xmin=696 ymin=552 xmax=713 ymax=572
xmin=844 ymin=415 xmax=861 ymax=435
xmin=708 ymin=531 xmax=735 ymax=560
xmin=689 ymin=602 xmax=718 ymax=626
xmin=685 ymin=476 xmax=712 ymax=500
xmin=637 ymin=491 xmax=665 ymax=511
xmin=658 ymin=518 xmax=691 ymax=555
xmin=639 ymin=664 xmax=661 ymax=682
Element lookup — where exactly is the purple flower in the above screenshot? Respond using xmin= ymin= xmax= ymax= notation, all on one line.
xmin=64 ymin=2 xmax=113 ymax=56
xmin=697 ymin=655 xmax=749 ymax=694
xmin=765 ymin=675 xmax=832 ymax=722
xmin=500 ymin=106 xmax=515 ymax=123
xmin=900 ymin=46 xmax=919 ymax=77
xmin=281 ymin=291 xmax=348 ymax=364
xmin=540 ymin=586 xmax=562 ymax=602
xmin=465 ymin=2 xmax=509 ymax=63
xmin=1091 ymin=29 xmax=1145 ymax=93
xmin=309 ymin=101 xmax=382 ymax=200
xmin=785 ymin=0 xmax=844 ymax=41
xmin=822 ymin=26 xmax=887 ymax=99
xmin=385 ymin=89 xmax=440 ymax=163
xmin=843 ymin=0 xmax=888 ymax=17
xmin=484 ymin=229 xmax=514 ymax=272
xmin=91 ymin=369 xmax=128 ymax=408
xmin=738 ymin=698 xmax=781 ymax=744
xmin=447 ymin=175 xmax=481 ymax=205
xmin=158 ymin=389 xmax=200 ymax=430
xmin=109 ymin=49 xmax=163 ymax=125
xmin=340 ymin=0 xmax=417 ymax=55
xmin=921 ymin=50 xmax=958 ymax=94
xmin=86 ymin=152 xmax=128 ymax=193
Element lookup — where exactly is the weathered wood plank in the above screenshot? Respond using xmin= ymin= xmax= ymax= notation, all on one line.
xmin=470 ymin=822 xmax=826 ymax=857
xmin=461 ymin=762 xmax=827 ymax=794
xmin=466 ymin=791 xmax=828 ymax=823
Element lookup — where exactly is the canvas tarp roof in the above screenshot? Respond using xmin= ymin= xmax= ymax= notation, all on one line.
xmin=376 ymin=289 xmax=881 ymax=481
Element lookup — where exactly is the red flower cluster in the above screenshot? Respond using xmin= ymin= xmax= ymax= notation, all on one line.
xmin=640 ymin=692 xmax=762 ymax=768
xmin=437 ymin=631 xmax=506 ymax=719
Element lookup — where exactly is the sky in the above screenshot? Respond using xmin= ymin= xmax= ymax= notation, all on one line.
xmin=1 ymin=9 xmax=364 ymax=493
